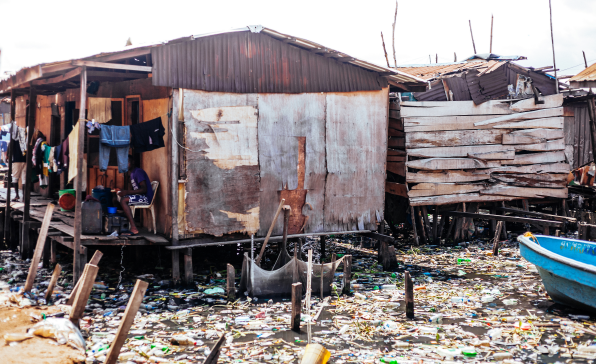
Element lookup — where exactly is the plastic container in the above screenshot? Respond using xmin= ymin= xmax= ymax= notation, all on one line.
xmin=301 ymin=343 xmax=330 ymax=364
xmin=107 ymin=207 xmax=117 ymax=215
xmin=429 ymin=314 xmax=443 ymax=323
xmin=92 ymin=187 xmax=113 ymax=214
xmin=58 ymin=189 xmax=76 ymax=211
xmin=493 ymin=352 xmax=513 ymax=361
xmin=381 ymin=284 xmax=397 ymax=290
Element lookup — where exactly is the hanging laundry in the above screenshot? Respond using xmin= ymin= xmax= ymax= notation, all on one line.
xmin=99 ymin=124 xmax=130 ymax=173
xmin=68 ymin=122 xmax=80 ymax=183
xmin=15 ymin=126 xmax=26 ymax=156
xmin=86 ymin=120 xmax=101 ymax=134
xmin=42 ymin=142 xmax=50 ymax=177
xmin=60 ymin=138 xmax=68 ymax=175
xmin=130 ymin=116 xmax=166 ymax=153
xmin=32 ymin=138 xmax=45 ymax=168
xmin=54 ymin=144 xmax=62 ymax=173
xmin=49 ymin=146 xmax=58 ymax=172
xmin=87 ymin=98 xmax=112 ymax=124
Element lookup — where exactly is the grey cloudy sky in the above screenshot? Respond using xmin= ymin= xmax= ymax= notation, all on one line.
xmin=0 ymin=0 xmax=594 ymax=78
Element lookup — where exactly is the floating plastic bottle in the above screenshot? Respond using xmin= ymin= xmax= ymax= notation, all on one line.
xmin=381 ymin=284 xmax=397 ymax=290
xmin=429 ymin=314 xmax=443 ymax=323
xmin=493 ymin=352 xmax=512 ymax=361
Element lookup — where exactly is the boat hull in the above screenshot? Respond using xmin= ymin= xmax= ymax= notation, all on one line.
xmin=518 ymin=235 xmax=596 ymax=311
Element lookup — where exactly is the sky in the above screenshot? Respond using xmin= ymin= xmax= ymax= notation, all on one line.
xmin=0 ymin=0 xmax=595 ymax=79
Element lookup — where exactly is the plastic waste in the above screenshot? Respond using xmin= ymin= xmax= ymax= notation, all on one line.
xmin=429 ymin=314 xmax=443 ymax=323
xmin=31 ymin=318 xmax=86 ymax=350
xmin=204 ymin=287 xmax=225 ymax=295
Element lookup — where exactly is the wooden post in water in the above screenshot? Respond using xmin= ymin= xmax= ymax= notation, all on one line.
xmin=72 ymin=68 xmax=87 ymax=283
xmin=291 ymin=282 xmax=302 ymax=331
xmin=24 ymin=204 xmax=55 ymax=292
xmin=45 ymin=263 xmax=62 ymax=302
xmin=227 ymin=264 xmax=235 ymax=301
xmin=170 ymin=89 xmax=181 ymax=284
xmin=184 ymin=248 xmax=193 ymax=285
xmin=342 ymin=255 xmax=352 ymax=295
xmin=22 ymin=87 xmax=37 ymax=259
xmin=67 ymin=250 xmax=103 ymax=305
xmin=320 ymin=235 xmax=326 ymax=262
xmin=104 ymin=280 xmax=148 ymax=364
xmin=70 ymin=264 xmax=99 ymax=323
xmin=4 ymin=90 xmax=15 ymax=248
xmin=405 ymin=271 xmax=414 ymax=318
xmin=492 ymin=221 xmax=503 ymax=256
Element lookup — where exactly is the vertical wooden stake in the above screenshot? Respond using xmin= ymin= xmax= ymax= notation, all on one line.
xmin=320 ymin=261 xmax=324 ymax=300
xmin=298 ymin=238 xmax=303 ymax=261
xmin=305 ymin=249 xmax=312 ymax=315
xmin=291 ymin=282 xmax=302 ymax=331
xmin=171 ymin=90 xmax=181 ymax=284
xmin=104 ymin=280 xmax=149 ymax=364
xmin=227 ymin=264 xmax=235 ymax=301
xmin=203 ymin=335 xmax=227 ymax=364
xmin=3 ymin=90 xmax=15 ymax=247
xmin=421 ymin=206 xmax=432 ymax=241
xmin=72 ymin=68 xmax=86 ymax=284
xmin=492 ymin=221 xmax=503 ymax=256
xmin=543 ymin=225 xmax=550 ymax=236
xmin=415 ymin=207 xmax=427 ymax=244
xmin=342 ymin=255 xmax=352 ymax=295
xmin=70 ymin=264 xmax=99 ymax=323
xmin=437 ymin=214 xmax=446 ymax=244
xmin=24 ymin=204 xmax=55 ymax=292
xmin=67 ymin=250 xmax=103 ymax=305
xmin=44 ymin=263 xmax=62 ymax=302
xmin=404 ymin=271 xmax=414 ymax=318
xmin=500 ymin=201 xmax=508 ymax=240
xmin=320 ymin=235 xmax=326 ymax=262
xmin=409 ymin=205 xmax=419 ymax=246
xmin=184 ymin=248 xmax=193 ymax=285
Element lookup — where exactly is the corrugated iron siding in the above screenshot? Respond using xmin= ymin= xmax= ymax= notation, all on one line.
xmin=444 ymin=76 xmax=472 ymax=101
xmin=568 ymin=103 xmax=593 ymax=169
xmin=414 ymin=80 xmax=446 ymax=101
xmin=152 ymin=32 xmax=388 ymax=93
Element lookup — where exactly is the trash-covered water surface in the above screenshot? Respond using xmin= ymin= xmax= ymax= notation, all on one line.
xmin=1 ymin=235 xmax=595 ymax=364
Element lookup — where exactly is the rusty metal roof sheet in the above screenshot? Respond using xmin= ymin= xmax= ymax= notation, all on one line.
xmin=396 ymin=60 xmax=505 ymax=81
xmin=0 ymin=25 xmax=425 ymax=95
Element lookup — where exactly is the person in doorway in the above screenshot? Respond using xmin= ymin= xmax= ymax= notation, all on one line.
xmin=113 ymin=155 xmax=154 ymax=236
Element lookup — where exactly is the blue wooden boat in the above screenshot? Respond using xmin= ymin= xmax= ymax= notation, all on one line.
xmin=517 ymin=234 xmax=596 ymax=311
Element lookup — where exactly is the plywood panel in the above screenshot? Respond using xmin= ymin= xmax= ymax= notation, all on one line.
xmin=401 ymin=99 xmax=513 ymax=117
xmin=183 ymin=90 xmax=260 ymax=236
xmin=257 ymin=93 xmax=326 ymax=235
xmin=324 ymin=88 xmax=388 ymax=231
xmin=141 ymin=98 xmax=170 ymax=234
xmin=406 ymin=129 xmax=506 ymax=148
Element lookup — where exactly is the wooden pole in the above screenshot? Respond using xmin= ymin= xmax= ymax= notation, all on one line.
xmin=548 ymin=0 xmax=559 ymax=94
xmin=24 ymin=204 xmax=55 ymax=292
xmin=416 ymin=207 xmax=427 ymax=244
xmin=70 ymin=264 xmax=99 ymax=323
xmin=380 ymin=32 xmax=390 ymax=68
xmin=555 ymin=229 xmax=561 ymax=237
xmin=184 ymin=248 xmax=193 ymax=285
xmin=104 ymin=280 xmax=149 ymax=364
xmin=391 ymin=0 xmax=398 ymax=67
xmin=22 ymin=87 xmax=37 ymax=258
xmin=469 ymin=20 xmax=477 ymax=54
xmin=320 ymin=235 xmax=326 ymax=262
xmin=72 ymin=67 xmax=86 ymax=283
xmin=342 ymin=255 xmax=352 ymax=295
xmin=171 ymin=89 xmax=181 ymax=284
xmin=291 ymin=282 xmax=302 ymax=331
xmin=203 ymin=335 xmax=227 ymax=364
xmin=255 ymin=199 xmax=286 ymax=265
xmin=320 ymin=260 xmax=324 ymax=300
xmin=404 ymin=271 xmax=414 ymax=318
xmin=4 ymin=90 xmax=15 ymax=248
xmin=492 ymin=221 xmax=503 ymax=256
xmin=44 ymin=263 xmax=62 ymax=302
xmin=410 ymin=206 xmax=419 ymax=245
xmin=67 ymin=250 xmax=103 ymax=305
xmin=435 ymin=54 xmax=438 ymax=63
xmin=490 ymin=14 xmax=494 ymax=53
xmin=282 ymin=205 xmax=291 ymax=255
xmin=305 ymin=249 xmax=312 ymax=315
xmin=227 ymin=264 xmax=235 ymax=301
xmin=583 ymin=51 xmax=588 ymax=68
xmin=500 ymin=201 xmax=508 ymax=240
xmin=454 ymin=52 xmax=457 ymax=62
xmin=432 ymin=210 xmax=438 ymax=243
xmin=543 ymin=225 xmax=550 ymax=235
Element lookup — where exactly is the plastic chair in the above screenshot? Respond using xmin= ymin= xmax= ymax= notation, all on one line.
xmin=130 ymin=181 xmax=159 ymax=234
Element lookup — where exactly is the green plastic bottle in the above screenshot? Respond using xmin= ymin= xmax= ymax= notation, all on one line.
xmin=380 ymin=358 xmax=398 ymax=364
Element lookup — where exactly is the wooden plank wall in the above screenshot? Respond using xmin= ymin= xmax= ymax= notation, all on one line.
xmin=402 ymin=94 xmax=569 ymax=206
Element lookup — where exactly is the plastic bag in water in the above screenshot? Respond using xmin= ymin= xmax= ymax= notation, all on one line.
xmin=30 ymin=318 xmax=86 ymax=351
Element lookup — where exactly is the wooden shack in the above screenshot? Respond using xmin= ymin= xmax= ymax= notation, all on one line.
xmin=0 ymin=26 xmax=425 ymax=282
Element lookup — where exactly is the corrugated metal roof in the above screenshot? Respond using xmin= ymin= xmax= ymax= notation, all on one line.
xmin=570 ymin=62 xmax=596 ymax=83
xmin=0 ymin=25 xmax=425 ymax=95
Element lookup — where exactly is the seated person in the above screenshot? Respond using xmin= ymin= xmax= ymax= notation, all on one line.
xmin=112 ymin=156 xmax=154 ymax=236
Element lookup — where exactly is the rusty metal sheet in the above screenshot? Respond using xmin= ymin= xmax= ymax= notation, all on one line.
xmin=571 ymin=103 xmax=593 ymax=169
xmin=257 ymin=93 xmax=327 ymax=236
xmin=152 ymin=32 xmax=387 ymax=94
xmin=324 ymin=88 xmax=389 ymax=231
xmin=182 ymin=89 xmax=260 ymax=236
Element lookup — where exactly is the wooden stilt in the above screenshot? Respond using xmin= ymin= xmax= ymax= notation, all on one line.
xmin=70 ymin=264 xmax=99 ymax=323
xmin=500 ymin=202 xmax=508 ymax=240
xmin=72 ymin=68 xmax=86 ymax=284
xmin=409 ymin=205 xmax=419 ymax=246
xmin=184 ymin=248 xmax=193 ymax=285
xmin=24 ymin=204 xmax=55 ymax=292
xmin=298 ymin=238 xmax=303 ymax=261
xmin=42 ymin=238 xmax=51 ymax=268
xmin=437 ymin=214 xmax=446 ymax=243
xmin=342 ymin=255 xmax=352 ymax=295
xmin=203 ymin=335 xmax=227 ymax=364
xmin=227 ymin=264 xmax=235 ymax=301
xmin=67 ymin=250 xmax=103 ymax=305
xmin=543 ymin=225 xmax=550 ymax=235
xmin=492 ymin=221 xmax=503 ymax=256
xmin=421 ymin=206 xmax=432 ymax=241
xmin=104 ymin=280 xmax=149 ymax=364
xmin=432 ymin=209 xmax=438 ymax=243
xmin=404 ymin=271 xmax=414 ymax=318
xmin=320 ymin=235 xmax=326 ymax=262
xmin=22 ymin=87 xmax=37 ymax=260
xmin=3 ymin=90 xmax=15 ymax=249
xmin=171 ymin=90 xmax=181 ymax=284
xmin=291 ymin=282 xmax=302 ymax=331
xmin=320 ymin=261 xmax=324 ymax=300
xmin=415 ymin=207 xmax=428 ymax=244
xmin=44 ymin=263 xmax=62 ymax=302
xmin=50 ymin=239 xmax=57 ymax=265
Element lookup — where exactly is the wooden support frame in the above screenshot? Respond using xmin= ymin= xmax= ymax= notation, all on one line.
xmin=72 ymin=60 xmax=152 ymax=72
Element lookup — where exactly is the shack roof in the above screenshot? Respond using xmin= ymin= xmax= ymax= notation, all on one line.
xmin=569 ymin=62 xmax=596 ymax=88
xmin=0 ymin=25 xmax=426 ymax=95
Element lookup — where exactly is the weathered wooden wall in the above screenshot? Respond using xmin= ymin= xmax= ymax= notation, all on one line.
xmin=402 ymin=94 xmax=569 ymax=206
xmin=180 ymin=88 xmax=388 ymax=237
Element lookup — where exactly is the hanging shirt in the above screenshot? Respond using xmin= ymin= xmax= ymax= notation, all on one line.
xmin=11 ymin=140 xmax=26 ymax=163
xmin=130 ymin=117 xmax=165 ymax=153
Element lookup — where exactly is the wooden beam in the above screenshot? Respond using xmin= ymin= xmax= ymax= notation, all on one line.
xmin=407 ymin=158 xmax=501 ymax=171
xmin=87 ymin=47 xmax=152 ymax=63
xmin=86 ymin=70 xmax=149 ymax=80
xmin=494 ymin=206 xmax=576 ymax=222
xmin=24 ymin=204 xmax=55 ymax=292
xmin=443 ymin=210 xmax=564 ymax=227
xmin=385 ymin=182 xmax=408 ymax=197
xmin=407 ymin=170 xmax=490 ymax=183
xmin=408 ymin=183 xmax=484 ymax=198
xmin=474 ymin=107 xmax=564 ymax=126
xmin=404 ymin=271 xmax=414 ymax=318
xmin=67 ymin=250 xmax=103 ymax=305
xmin=44 ymin=263 xmax=62 ymax=302
xmin=342 ymin=255 xmax=352 ymax=295
xmin=72 ymin=60 xmax=152 ymax=72
xmin=72 ymin=68 xmax=86 ymax=284
xmin=408 ymin=144 xmax=515 ymax=159
xmin=104 ymin=280 xmax=149 ymax=364
xmin=32 ymin=67 xmax=82 ymax=86
xmin=255 ymin=199 xmax=286 ymax=266
xmin=410 ymin=193 xmax=518 ymax=207
xmin=70 ymin=264 xmax=99 ymax=322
